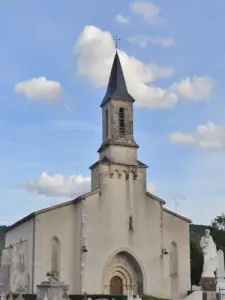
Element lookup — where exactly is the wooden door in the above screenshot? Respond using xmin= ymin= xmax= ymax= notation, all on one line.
xmin=110 ymin=276 xmax=123 ymax=295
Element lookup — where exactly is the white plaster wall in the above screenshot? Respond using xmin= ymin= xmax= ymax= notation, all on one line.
xmin=5 ymin=217 xmax=34 ymax=293
xmin=91 ymin=165 xmax=99 ymax=191
xmin=100 ymin=146 xmax=138 ymax=165
xmin=162 ymin=210 xmax=191 ymax=299
xmin=34 ymin=202 xmax=82 ymax=294
xmin=84 ymin=163 xmax=164 ymax=298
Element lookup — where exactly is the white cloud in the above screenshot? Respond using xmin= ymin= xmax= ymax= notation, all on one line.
xmin=24 ymin=171 xmax=91 ymax=198
xmin=149 ymin=36 xmax=174 ymax=48
xmin=14 ymin=77 xmax=63 ymax=101
xmin=75 ymin=25 xmax=177 ymax=109
xmin=170 ymin=76 xmax=214 ymax=101
xmin=42 ymin=119 xmax=100 ymax=132
xmin=147 ymin=182 xmax=156 ymax=194
xmin=169 ymin=122 xmax=225 ymax=150
xmin=115 ymin=14 xmax=130 ymax=24
xmin=74 ymin=25 xmax=214 ymax=109
xmin=169 ymin=132 xmax=194 ymax=144
xmin=130 ymin=1 xmax=163 ymax=25
xmin=196 ymin=123 xmax=225 ymax=150
xmin=128 ymin=35 xmax=174 ymax=48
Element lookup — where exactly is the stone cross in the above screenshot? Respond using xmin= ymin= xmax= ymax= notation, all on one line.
xmin=217 ymin=249 xmax=225 ymax=280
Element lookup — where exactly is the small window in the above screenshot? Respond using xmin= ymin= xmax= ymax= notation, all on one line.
xmin=129 ymin=216 xmax=134 ymax=231
xmin=119 ymin=107 xmax=125 ymax=135
xmin=105 ymin=109 xmax=109 ymax=138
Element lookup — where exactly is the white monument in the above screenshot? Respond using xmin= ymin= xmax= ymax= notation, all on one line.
xmin=200 ymin=229 xmax=218 ymax=278
xmin=216 ymin=249 xmax=225 ymax=292
xmin=185 ymin=230 xmax=219 ymax=299
xmin=217 ymin=249 xmax=225 ymax=281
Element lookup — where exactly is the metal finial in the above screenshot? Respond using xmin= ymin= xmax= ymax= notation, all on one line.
xmin=113 ymin=36 xmax=121 ymax=49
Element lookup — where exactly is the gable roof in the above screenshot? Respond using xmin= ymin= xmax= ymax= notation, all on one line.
xmin=163 ymin=207 xmax=192 ymax=223
xmin=5 ymin=189 xmax=99 ymax=232
xmin=146 ymin=192 xmax=191 ymax=223
xmin=146 ymin=191 xmax=166 ymax=205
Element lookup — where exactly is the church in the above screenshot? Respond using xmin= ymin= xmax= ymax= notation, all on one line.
xmin=1 ymin=51 xmax=191 ymax=299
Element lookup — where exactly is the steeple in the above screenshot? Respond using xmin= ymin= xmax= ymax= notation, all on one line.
xmin=89 ymin=50 xmax=148 ymax=191
xmin=100 ymin=51 xmax=135 ymax=107
xmin=98 ymin=51 xmax=139 ymax=165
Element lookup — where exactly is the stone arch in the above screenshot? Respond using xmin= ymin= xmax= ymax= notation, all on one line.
xmin=170 ymin=241 xmax=179 ymax=300
xmin=50 ymin=236 xmax=61 ymax=280
xmin=114 ymin=169 xmax=121 ymax=178
xmin=130 ymin=169 xmax=137 ymax=180
xmin=122 ymin=170 xmax=129 ymax=180
xmin=102 ymin=250 xmax=144 ymax=295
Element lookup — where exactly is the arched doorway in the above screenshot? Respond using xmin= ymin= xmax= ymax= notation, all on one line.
xmin=170 ymin=241 xmax=179 ymax=300
xmin=103 ymin=251 xmax=144 ymax=295
xmin=110 ymin=276 xmax=123 ymax=295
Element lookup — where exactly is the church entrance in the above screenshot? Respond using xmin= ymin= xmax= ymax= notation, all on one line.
xmin=110 ymin=276 xmax=123 ymax=295
xmin=103 ymin=251 xmax=144 ymax=295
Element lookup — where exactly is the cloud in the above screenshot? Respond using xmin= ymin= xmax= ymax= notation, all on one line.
xmin=14 ymin=77 xmax=63 ymax=101
xmin=24 ymin=171 xmax=91 ymax=198
xmin=169 ymin=132 xmax=194 ymax=144
xmin=130 ymin=1 xmax=163 ymax=25
xmin=147 ymin=182 xmax=156 ymax=194
xmin=74 ymin=25 xmax=214 ymax=109
xmin=115 ymin=14 xmax=130 ymax=24
xmin=42 ymin=119 xmax=100 ymax=132
xmin=169 ymin=122 xmax=225 ymax=150
xmin=170 ymin=76 xmax=214 ymax=101
xmin=75 ymin=25 xmax=176 ymax=109
xmin=149 ymin=36 xmax=174 ymax=48
xmin=128 ymin=35 xmax=174 ymax=48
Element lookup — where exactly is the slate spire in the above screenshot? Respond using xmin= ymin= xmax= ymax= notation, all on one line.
xmin=100 ymin=51 xmax=135 ymax=107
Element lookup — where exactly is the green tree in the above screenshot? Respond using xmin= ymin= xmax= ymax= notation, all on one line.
xmin=212 ymin=213 xmax=225 ymax=231
xmin=190 ymin=236 xmax=202 ymax=285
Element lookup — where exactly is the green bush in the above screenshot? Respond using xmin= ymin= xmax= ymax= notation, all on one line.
xmin=140 ymin=294 xmax=169 ymax=300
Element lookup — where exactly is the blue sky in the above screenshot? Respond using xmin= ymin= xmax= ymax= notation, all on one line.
xmin=0 ymin=0 xmax=225 ymax=225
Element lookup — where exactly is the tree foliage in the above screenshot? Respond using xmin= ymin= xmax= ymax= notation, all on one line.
xmin=212 ymin=213 xmax=225 ymax=231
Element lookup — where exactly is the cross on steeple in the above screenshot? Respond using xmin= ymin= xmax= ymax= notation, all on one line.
xmin=113 ymin=36 xmax=121 ymax=49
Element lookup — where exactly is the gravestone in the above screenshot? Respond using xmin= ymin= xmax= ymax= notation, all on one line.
xmin=216 ymin=249 xmax=225 ymax=292
xmin=217 ymin=249 xmax=225 ymax=280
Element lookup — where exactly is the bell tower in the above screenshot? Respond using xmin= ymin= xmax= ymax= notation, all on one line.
xmin=98 ymin=51 xmax=139 ymax=165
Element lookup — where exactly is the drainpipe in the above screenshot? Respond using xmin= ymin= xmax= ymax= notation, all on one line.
xmin=80 ymin=197 xmax=86 ymax=294
xmin=31 ymin=215 xmax=36 ymax=293
xmin=160 ymin=204 xmax=164 ymax=288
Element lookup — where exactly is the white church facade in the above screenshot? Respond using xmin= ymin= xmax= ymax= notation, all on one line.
xmin=1 ymin=51 xmax=191 ymax=299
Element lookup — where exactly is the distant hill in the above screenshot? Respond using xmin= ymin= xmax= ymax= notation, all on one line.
xmin=0 ymin=225 xmax=7 ymax=252
xmin=190 ymin=224 xmax=208 ymax=241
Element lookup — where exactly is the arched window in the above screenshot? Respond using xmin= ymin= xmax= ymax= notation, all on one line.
xmin=105 ymin=109 xmax=109 ymax=138
xmin=51 ymin=237 xmax=60 ymax=280
xmin=119 ymin=107 xmax=125 ymax=135
xmin=170 ymin=241 xmax=178 ymax=276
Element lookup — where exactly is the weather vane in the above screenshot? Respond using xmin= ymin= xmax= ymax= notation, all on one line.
xmin=113 ymin=36 xmax=121 ymax=49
